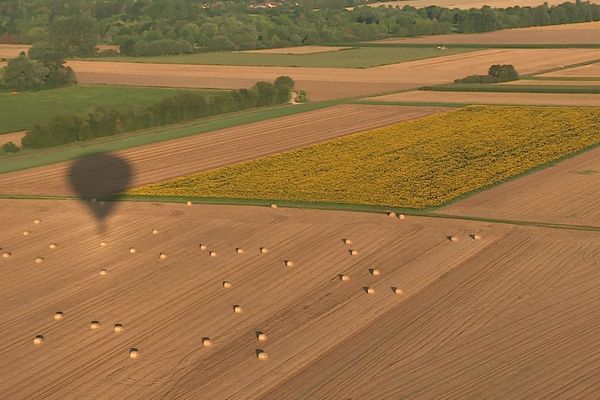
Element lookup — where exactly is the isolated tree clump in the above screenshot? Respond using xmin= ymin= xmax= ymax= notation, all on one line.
xmin=454 ymin=64 xmax=519 ymax=83
xmin=1 ymin=141 xmax=21 ymax=154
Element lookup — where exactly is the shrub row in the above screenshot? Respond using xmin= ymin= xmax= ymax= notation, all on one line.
xmin=455 ymin=64 xmax=519 ymax=84
xmin=22 ymin=77 xmax=295 ymax=149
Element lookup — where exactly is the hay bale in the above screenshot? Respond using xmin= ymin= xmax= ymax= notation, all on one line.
xmin=236 ymin=248 xmax=245 ymax=254
xmin=159 ymin=253 xmax=168 ymax=260
xmin=343 ymin=239 xmax=352 ymax=245
xmin=472 ymin=234 xmax=482 ymax=240
xmin=199 ymin=244 xmax=208 ymax=251
xmin=152 ymin=228 xmax=159 ymax=235
xmin=387 ymin=212 xmax=397 ymax=218
xmin=349 ymin=249 xmax=358 ymax=256
xmin=270 ymin=204 xmax=278 ymax=209
xmin=223 ymin=281 xmax=232 ymax=289
xmin=90 ymin=321 xmax=101 ymax=330
xmin=285 ymin=260 xmax=294 ymax=267
xmin=399 ymin=214 xmax=406 ymax=220
xmin=449 ymin=236 xmax=459 ymax=242
xmin=35 ymin=257 xmax=44 ymax=264
xmin=233 ymin=305 xmax=243 ymax=314
xmin=340 ymin=274 xmax=351 ymax=282
xmin=49 ymin=243 xmax=58 ymax=250
xmin=2 ymin=252 xmax=11 ymax=258
xmin=257 ymin=350 xmax=269 ymax=360
xmin=113 ymin=324 xmax=124 ymax=334
xmin=10 ymin=91 xmax=19 ymax=95
xmin=186 ymin=201 xmax=192 ymax=207
xmin=100 ymin=241 xmax=107 ymax=247
xmin=365 ymin=287 xmax=375 ymax=295
xmin=34 ymin=219 xmax=41 ymax=224
xmin=54 ymin=312 xmax=64 ymax=321
xmin=209 ymin=251 xmax=217 ymax=257
xmin=260 ymin=247 xmax=268 ymax=254
xmin=257 ymin=332 xmax=267 ymax=342
xmin=99 ymin=269 xmax=108 ymax=276
xmin=129 ymin=348 xmax=140 ymax=359
xmin=202 ymin=337 xmax=213 ymax=348
xmin=392 ymin=287 xmax=404 ymax=295
xmin=370 ymin=268 xmax=381 ymax=276
xmin=23 ymin=231 xmax=30 ymax=236
xmin=33 ymin=335 xmax=44 ymax=346
xmin=129 ymin=247 xmax=136 ymax=254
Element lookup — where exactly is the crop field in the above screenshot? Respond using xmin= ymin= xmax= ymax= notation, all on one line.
xmin=0 ymin=44 xmax=30 ymax=59
xmin=539 ymin=61 xmax=600 ymax=78
xmin=85 ymin=46 xmax=479 ymax=68
xmin=367 ymin=90 xmax=600 ymax=106
xmin=375 ymin=21 xmax=600 ymax=45
xmin=68 ymin=49 xmax=600 ymax=100
xmin=1 ymin=198 xmax=599 ymax=399
xmin=0 ymin=85 xmax=223 ymax=134
xmin=129 ymin=106 xmax=600 ymax=209
xmin=0 ymin=105 xmax=448 ymax=195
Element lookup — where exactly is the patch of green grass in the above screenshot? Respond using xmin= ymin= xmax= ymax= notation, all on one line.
xmin=84 ymin=46 xmax=480 ymax=68
xmin=0 ymin=100 xmax=341 ymax=174
xmin=422 ymin=83 xmax=600 ymax=94
xmin=0 ymin=85 xmax=224 ymax=134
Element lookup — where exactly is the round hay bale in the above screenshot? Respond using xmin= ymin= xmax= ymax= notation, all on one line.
xmin=370 ymin=268 xmax=381 ymax=276
xmin=202 ymin=337 xmax=213 ymax=348
xmin=340 ymin=274 xmax=351 ymax=282
xmin=100 ymin=241 xmax=107 ymax=247
xmin=23 ymin=231 xmax=31 ymax=236
xmin=472 ymin=234 xmax=482 ymax=240
xmin=223 ymin=281 xmax=232 ymax=289
xmin=54 ymin=312 xmax=64 ymax=321
xmin=257 ymin=332 xmax=267 ymax=342
xmin=260 ymin=247 xmax=268 ymax=254
xmin=365 ymin=287 xmax=375 ymax=295
xmin=10 ymin=91 xmax=18 ymax=95
xmin=99 ymin=268 xmax=108 ymax=276
xmin=186 ymin=201 xmax=192 ymax=207
xmin=129 ymin=348 xmax=140 ymax=359
xmin=387 ymin=211 xmax=397 ymax=218
xmin=236 ymin=248 xmax=245 ymax=254
xmin=270 ymin=204 xmax=278 ymax=209
xmin=209 ymin=251 xmax=217 ymax=257
xmin=33 ymin=335 xmax=44 ymax=346
xmin=34 ymin=219 xmax=41 ymax=224
xmin=343 ymin=239 xmax=352 ymax=245
xmin=392 ymin=287 xmax=404 ymax=295
xmin=233 ymin=305 xmax=243 ymax=314
xmin=449 ymin=236 xmax=459 ymax=243
xmin=90 ymin=321 xmax=101 ymax=330
xmin=35 ymin=257 xmax=44 ymax=264
xmin=2 ymin=251 xmax=12 ymax=258
xmin=113 ymin=324 xmax=124 ymax=334
xmin=285 ymin=260 xmax=294 ymax=267
xmin=159 ymin=253 xmax=167 ymax=260
xmin=49 ymin=243 xmax=58 ymax=250
xmin=129 ymin=247 xmax=136 ymax=254
xmin=399 ymin=214 xmax=406 ymax=220
xmin=257 ymin=350 xmax=269 ymax=360
xmin=199 ymin=244 xmax=208 ymax=251
xmin=152 ymin=228 xmax=159 ymax=235
xmin=349 ymin=249 xmax=358 ymax=256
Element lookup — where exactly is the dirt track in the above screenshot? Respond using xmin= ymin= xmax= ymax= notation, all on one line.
xmin=0 ymin=104 xmax=448 ymax=196
xmin=68 ymin=49 xmax=600 ymax=100
xmin=443 ymin=147 xmax=600 ymax=227
xmin=375 ymin=21 xmax=600 ymax=45
xmin=540 ymin=62 xmax=600 ymax=78
xmin=1 ymin=199 xmax=599 ymax=399
xmin=367 ymin=90 xmax=600 ymax=106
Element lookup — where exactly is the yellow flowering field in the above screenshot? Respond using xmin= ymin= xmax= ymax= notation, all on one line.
xmin=129 ymin=106 xmax=600 ymax=209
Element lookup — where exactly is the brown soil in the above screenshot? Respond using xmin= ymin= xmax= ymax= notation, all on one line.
xmin=442 ymin=147 xmax=600 ymax=227
xmin=367 ymin=90 xmax=600 ymax=106
xmin=374 ymin=21 xmax=600 ymax=45
xmin=0 ymin=199 xmax=598 ymax=399
xmin=241 ymin=46 xmax=350 ymax=54
xmin=67 ymin=49 xmax=600 ymax=100
xmin=0 ymin=131 xmax=26 ymax=146
xmin=0 ymin=105 xmax=449 ymax=196
xmin=0 ymin=44 xmax=30 ymax=59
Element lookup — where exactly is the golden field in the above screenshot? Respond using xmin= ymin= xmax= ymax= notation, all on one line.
xmin=130 ymin=106 xmax=600 ymax=209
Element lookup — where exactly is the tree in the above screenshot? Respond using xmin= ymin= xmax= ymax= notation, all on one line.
xmin=28 ymin=42 xmax=77 ymax=88
xmin=274 ymin=76 xmax=295 ymax=91
xmin=1 ymin=53 xmax=49 ymax=90
xmin=49 ymin=15 xmax=98 ymax=56
xmin=1 ymin=141 xmax=20 ymax=154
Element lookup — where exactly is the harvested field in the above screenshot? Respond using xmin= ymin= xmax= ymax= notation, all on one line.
xmin=443 ymin=147 xmax=600 ymax=227
xmin=0 ymin=44 xmax=30 ymax=59
xmin=1 ymin=199 xmax=599 ymax=399
xmin=0 ymin=105 xmax=448 ymax=196
xmin=367 ymin=0 xmax=597 ymax=8
xmin=367 ymin=90 xmax=600 ymax=106
xmin=131 ymin=106 xmax=600 ymax=209
xmin=540 ymin=62 xmax=600 ymax=78
xmin=375 ymin=21 xmax=600 ymax=45
xmin=240 ymin=46 xmax=350 ymax=54
xmin=0 ymin=131 xmax=26 ymax=146
xmin=68 ymin=49 xmax=600 ymax=100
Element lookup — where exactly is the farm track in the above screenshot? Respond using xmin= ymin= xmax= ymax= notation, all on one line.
xmin=0 ymin=104 xmax=449 ymax=196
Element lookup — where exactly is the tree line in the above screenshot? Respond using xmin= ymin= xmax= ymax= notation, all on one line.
xmin=20 ymin=76 xmax=296 ymax=149
xmin=0 ymin=1 xmax=598 ymax=57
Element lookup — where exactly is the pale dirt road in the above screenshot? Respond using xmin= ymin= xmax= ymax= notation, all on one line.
xmin=442 ymin=146 xmax=600 ymax=227
xmin=0 ymin=199 xmax=598 ymax=399
xmin=0 ymin=104 xmax=449 ymax=196
xmin=68 ymin=49 xmax=600 ymax=100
